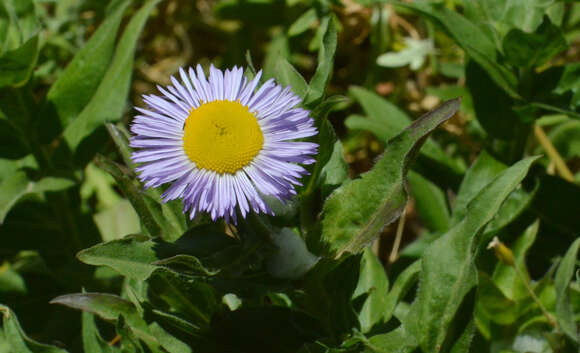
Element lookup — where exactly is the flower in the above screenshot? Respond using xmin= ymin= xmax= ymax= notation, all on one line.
xmin=130 ymin=65 xmax=318 ymax=222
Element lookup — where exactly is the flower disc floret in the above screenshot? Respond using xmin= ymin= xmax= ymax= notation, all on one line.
xmin=182 ymin=100 xmax=263 ymax=175
xmin=130 ymin=64 xmax=318 ymax=222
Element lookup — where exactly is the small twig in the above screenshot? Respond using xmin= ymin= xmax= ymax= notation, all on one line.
xmin=513 ymin=264 xmax=559 ymax=329
xmin=488 ymin=236 xmax=558 ymax=328
xmin=388 ymin=5 xmax=420 ymax=40
xmin=534 ymin=124 xmax=574 ymax=182
xmin=389 ymin=208 xmax=407 ymax=263
xmin=109 ymin=334 xmax=121 ymax=346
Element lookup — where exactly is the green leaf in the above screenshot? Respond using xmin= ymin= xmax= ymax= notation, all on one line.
xmin=0 ymin=0 xmax=38 ymax=53
xmin=51 ymin=293 xmax=160 ymax=351
xmin=353 ymin=248 xmax=389 ymax=333
xmin=149 ymin=323 xmax=192 ymax=353
xmin=274 ymin=58 xmax=309 ymax=99
xmin=464 ymin=0 xmax=560 ymax=35
xmin=305 ymin=17 xmax=337 ymax=106
xmin=408 ymin=171 xmax=450 ymax=232
xmin=476 ymin=272 xmax=520 ymax=325
xmin=492 ymin=221 xmax=539 ymax=301
xmin=0 ymin=304 xmax=69 ymax=353
xmin=346 ymin=86 xmax=462 ymax=174
xmin=148 ymin=268 xmax=217 ymax=327
xmin=77 ymin=235 xmax=159 ymax=281
xmin=396 ymin=1 xmax=519 ymax=98
xmin=0 ymin=35 xmax=38 ymax=87
xmin=153 ymin=255 xmax=220 ymax=277
xmin=417 ymin=156 xmax=538 ymax=353
xmin=266 ymin=228 xmax=319 ymax=279
xmin=320 ymin=140 xmax=349 ymax=198
xmin=346 ymin=86 xmax=411 ymax=141
xmin=0 ymin=172 xmax=75 ymax=224
xmin=82 ymin=311 xmax=118 ymax=353
xmin=451 ymin=150 xmax=505 ymax=224
xmin=321 ymin=98 xmax=460 ymax=256
xmin=298 ymin=256 xmax=361 ymax=337
xmin=363 ymin=326 xmax=419 ymax=353
xmin=95 ymin=155 xmax=163 ymax=237
xmin=288 ymin=8 xmax=317 ymax=37
xmin=466 ymin=60 xmax=524 ymax=140
xmin=63 ymin=0 xmax=160 ymax=151
xmin=45 ymin=0 xmax=131 ymax=128
xmin=503 ymin=18 xmax=567 ymax=68
xmin=554 ymin=237 xmax=580 ymax=343
xmin=104 ymin=125 xmax=187 ymax=238
xmin=547 ymin=120 xmax=580 ymax=159
xmin=383 ymin=260 xmax=421 ymax=323
xmin=94 ymin=200 xmax=141 ymax=242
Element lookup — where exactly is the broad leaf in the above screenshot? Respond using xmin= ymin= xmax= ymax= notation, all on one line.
xmin=0 ymin=35 xmax=38 ymax=87
xmin=274 ymin=58 xmax=308 ymax=99
xmin=77 ymin=235 xmax=160 ymax=281
xmin=45 ymin=0 xmax=131 ymax=128
xmin=63 ymin=0 xmax=160 ymax=151
xmin=51 ymin=293 xmax=160 ymax=351
xmin=321 ymin=98 xmax=460 ymax=256
xmin=417 ymin=156 xmax=538 ymax=353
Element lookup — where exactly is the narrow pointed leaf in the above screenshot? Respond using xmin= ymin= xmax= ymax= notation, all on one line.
xmin=46 ymin=0 xmax=131 ymax=127
xmin=554 ymin=237 xmax=580 ymax=343
xmin=321 ymin=99 xmax=460 ymax=256
xmin=63 ymin=0 xmax=160 ymax=151
xmin=417 ymin=156 xmax=539 ymax=353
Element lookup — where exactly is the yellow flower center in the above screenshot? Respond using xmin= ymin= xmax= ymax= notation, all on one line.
xmin=182 ymin=100 xmax=264 ymax=174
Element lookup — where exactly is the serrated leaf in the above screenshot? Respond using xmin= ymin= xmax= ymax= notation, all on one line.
xmin=554 ymin=237 xmax=580 ymax=343
xmin=63 ymin=0 xmax=160 ymax=151
xmin=321 ymin=99 xmax=460 ymax=256
xmin=76 ymin=235 xmax=159 ymax=281
xmin=417 ymin=156 xmax=538 ymax=353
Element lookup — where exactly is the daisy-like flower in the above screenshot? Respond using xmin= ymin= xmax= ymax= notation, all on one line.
xmin=130 ymin=65 xmax=318 ymax=223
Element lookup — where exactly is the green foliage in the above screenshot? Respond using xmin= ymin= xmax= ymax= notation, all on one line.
xmin=1 ymin=0 xmax=579 ymax=352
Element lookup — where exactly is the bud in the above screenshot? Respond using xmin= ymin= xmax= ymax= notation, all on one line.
xmin=487 ymin=236 xmax=515 ymax=266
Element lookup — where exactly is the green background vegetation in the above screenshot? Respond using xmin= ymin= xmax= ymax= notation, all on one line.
xmin=0 ymin=0 xmax=579 ymax=352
